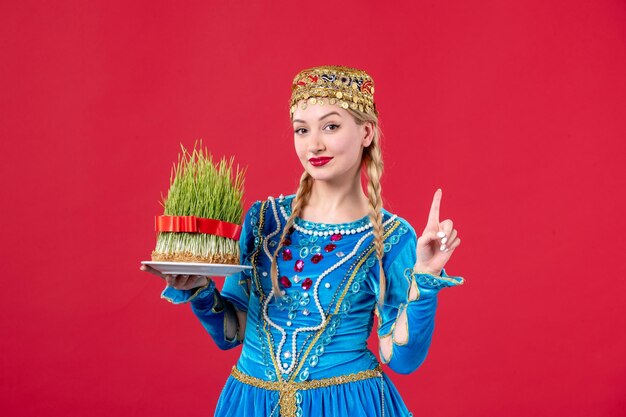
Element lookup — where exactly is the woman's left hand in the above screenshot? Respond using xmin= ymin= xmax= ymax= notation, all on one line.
xmin=414 ymin=188 xmax=461 ymax=276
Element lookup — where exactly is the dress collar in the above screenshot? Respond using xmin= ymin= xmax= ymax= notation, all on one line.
xmin=276 ymin=194 xmax=377 ymax=234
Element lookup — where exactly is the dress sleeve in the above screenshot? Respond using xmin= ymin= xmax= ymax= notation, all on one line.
xmin=159 ymin=200 xmax=261 ymax=350
xmin=375 ymin=221 xmax=464 ymax=374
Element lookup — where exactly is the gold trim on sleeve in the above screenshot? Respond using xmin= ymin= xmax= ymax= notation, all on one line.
xmin=413 ymin=270 xmax=465 ymax=285
xmin=392 ymin=303 xmax=409 ymax=346
xmin=408 ymin=273 xmax=420 ymax=301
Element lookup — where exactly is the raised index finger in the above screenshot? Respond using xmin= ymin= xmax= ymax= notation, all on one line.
xmin=427 ymin=188 xmax=442 ymax=227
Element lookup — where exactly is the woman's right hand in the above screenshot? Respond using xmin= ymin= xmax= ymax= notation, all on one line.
xmin=140 ymin=264 xmax=210 ymax=290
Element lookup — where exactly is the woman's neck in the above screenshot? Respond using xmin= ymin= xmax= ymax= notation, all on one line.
xmin=296 ymin=175 xmax=371 ymax=224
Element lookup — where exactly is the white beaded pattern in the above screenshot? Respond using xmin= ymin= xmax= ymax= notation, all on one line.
xmin=278 ymin=203 xmax=373 ymax=236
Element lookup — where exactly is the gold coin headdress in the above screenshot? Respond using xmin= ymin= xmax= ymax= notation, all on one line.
xmin=289 ymin=65 xmax=378 ymax=117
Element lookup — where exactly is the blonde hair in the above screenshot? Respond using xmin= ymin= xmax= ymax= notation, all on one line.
xmin=270 ymin=108 xmax=388 ymax=310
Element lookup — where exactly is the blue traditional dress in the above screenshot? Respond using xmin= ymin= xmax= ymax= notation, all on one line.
xmin=161 ymin=193 xmax=464 ymax=417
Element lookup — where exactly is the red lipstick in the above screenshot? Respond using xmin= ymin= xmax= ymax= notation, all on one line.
xmin=309 ymin=157 xmax=333 ymax=167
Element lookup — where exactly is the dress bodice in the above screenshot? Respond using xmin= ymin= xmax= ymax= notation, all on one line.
xmin=234 ymin=194 xmax=410 ymax=382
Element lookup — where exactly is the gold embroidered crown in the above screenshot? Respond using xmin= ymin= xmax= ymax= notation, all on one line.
xmin=289 ymin=65 xmax=378 ymax=117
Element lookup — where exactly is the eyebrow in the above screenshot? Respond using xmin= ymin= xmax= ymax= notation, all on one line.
xmin=292 ymin=111 xmax=341 ymax=124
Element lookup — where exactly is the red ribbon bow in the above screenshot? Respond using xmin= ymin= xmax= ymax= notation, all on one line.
xmin=155 ymin=215 xmax=242 ymax=240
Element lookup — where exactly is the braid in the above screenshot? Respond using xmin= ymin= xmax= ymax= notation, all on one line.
xmin=363 ymin=134 xmax=387 ymax=310
xmin=270 ymin=171 xmax=314 ymax=298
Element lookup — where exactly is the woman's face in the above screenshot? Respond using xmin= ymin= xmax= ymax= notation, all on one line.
xmin=292 ymin=100 xmax=373 ymax=185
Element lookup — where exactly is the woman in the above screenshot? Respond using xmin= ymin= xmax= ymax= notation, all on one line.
xmin=141 ymin=65 xmax=464 ymax=416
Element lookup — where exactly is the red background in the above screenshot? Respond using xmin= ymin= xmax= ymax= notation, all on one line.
xmin=2 ymin=1 xmax=625 ymax=416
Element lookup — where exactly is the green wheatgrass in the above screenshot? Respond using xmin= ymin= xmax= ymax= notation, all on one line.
xmin=152 ymin=139 xmax=246 ymax=264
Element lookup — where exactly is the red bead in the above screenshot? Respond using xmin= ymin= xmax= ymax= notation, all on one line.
xmin=295 ymin=259 xmax=304 ymax=272
xmin=283 ymin=248 xmax=292 ymax=261
xmin=324 ymin=244 xmax=336 ymax=252
xmin=301 ymin=278 xmax=313 ymax=290
xmin=311 ymin=254 xmax=323 ymax=264
xmin=280 ymin=276 xmax=292 ymax=288
xmin=283 ymin=237 xmax=292 ymax=246
xmin=330 ymin=233 xmax=343 ymax=241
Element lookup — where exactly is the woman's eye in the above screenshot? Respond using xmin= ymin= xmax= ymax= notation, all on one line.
xmin=295 ymin=125 xmax=338 ymax=134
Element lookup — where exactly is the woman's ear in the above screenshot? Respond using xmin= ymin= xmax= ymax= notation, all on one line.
xmin=362 ymin=122 xmax=375 ymax=147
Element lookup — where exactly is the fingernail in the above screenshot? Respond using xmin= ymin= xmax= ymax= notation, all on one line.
xmin=437 ymin=231 xmax=446 ymax=238
xmin=440 ymin=244 xmax=446 ymax=251
xmin=441 ymin=237 xmax=447 ymax=244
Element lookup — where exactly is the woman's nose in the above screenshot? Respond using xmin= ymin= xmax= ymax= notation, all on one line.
xmin=307 ymin=131 xmax=325 ymax=153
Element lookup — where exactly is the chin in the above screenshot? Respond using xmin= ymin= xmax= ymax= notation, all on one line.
xmin=307 ymin=172 xmax=331 ymax=181
xmin=308 ymin=170 xmax=350 ymax=184
xmin=303 ymin=168 xmax=330 ymax=181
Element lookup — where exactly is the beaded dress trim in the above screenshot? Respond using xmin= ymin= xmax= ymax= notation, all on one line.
xmin=230 ymin=364 xmax=384 ymax=417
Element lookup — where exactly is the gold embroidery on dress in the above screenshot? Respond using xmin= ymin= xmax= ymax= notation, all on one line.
xmin=230 ymin=364 xmax=383 ymax=417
